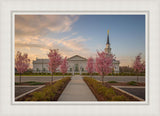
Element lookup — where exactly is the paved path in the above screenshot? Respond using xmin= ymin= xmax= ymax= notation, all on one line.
xmin=15 ymin=86 xmax=37 ymax=97
xmin=119 ymin=87 xmax=145 ymax=100
xmin=15 ymin=85 xmax=45 ymax=100
xmin=15 ymin=76 xmax=145 ymax=83
xmin=58 ymin=75 xmax=97 ymax=101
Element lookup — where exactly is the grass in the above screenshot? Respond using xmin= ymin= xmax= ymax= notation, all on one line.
xmin=15 ymin=82 xmax=21 ymax=85
xmin=25 ymin=81 xmax=45 ymax=85
xmin=15 ymin=81 xmax=45 ymax=85
xmin=83 ymin=77 xmax=128 ymax=101
xmin=108 ymin=81 xmax=117 ymax=83
xmin=17 ymin=77 xmax=71 ymax=101
xmin=127 ymin=81 xmax=138 ymax=86
xmin=15 ymin=74 xmax=72 ymax=76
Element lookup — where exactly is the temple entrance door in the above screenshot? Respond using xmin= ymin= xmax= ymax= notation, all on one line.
xmin=74 ymin=64 xmax=79 ymax=74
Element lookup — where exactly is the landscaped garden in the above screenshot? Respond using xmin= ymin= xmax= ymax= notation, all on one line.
xmin=83 ymin=77 xmax=142 ymax=101
xmin=16 ymin=77 xmax=71 ymax=101
xmin=15 ymin=49 xmax=145 ymax=101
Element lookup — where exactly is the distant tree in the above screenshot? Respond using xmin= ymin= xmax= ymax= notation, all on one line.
xmin=15 ymin=51 xmax=30 ymax=83
xmin=95 ymin=51 xmax=114 ymax=84
xmin=119 ymin=66 xmax=134 ymax=73
xmin=86 ymin=57 xmax=94 ymax=78
xmin=60 ymin=57 xmax=68 ymax=77
xmin=48 ymin=49 xmax=62 ymax=83
xmin=133 ymin=54 xmax=145 ymax=82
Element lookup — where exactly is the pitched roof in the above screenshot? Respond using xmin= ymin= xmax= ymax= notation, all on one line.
xmin=67 ymin=55 xmax=87 ymax=61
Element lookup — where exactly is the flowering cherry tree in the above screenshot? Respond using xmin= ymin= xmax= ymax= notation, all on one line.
xmin=133 ymin=54 xmax=145 ymax=82
xmin=86 ymin=57 xmax=94 ymax=78
xmin=48 ymin=49 xmax=62 ymax=83
xmin=60 ymin=57 xmax=68 ymax=77
xmin=95 ymin=51 xmax=114 ymax=84
xmin=15 ymin=51 xmax=30 ymax=83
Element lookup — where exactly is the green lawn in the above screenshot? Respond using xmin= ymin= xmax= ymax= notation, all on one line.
xmin=15 ymin=81 xmax=45 ymax=85
xmin=15 ymin=74 xmax=72 ymax=76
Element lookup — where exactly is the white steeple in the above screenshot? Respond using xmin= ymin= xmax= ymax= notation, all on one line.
xmin=104 ymin=30 xmax=111 ymax=54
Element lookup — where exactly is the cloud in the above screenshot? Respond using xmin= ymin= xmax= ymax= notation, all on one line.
xmin=72 ymin=32 xmax=78 ymax=35
xmin=14 ymin=15 xmax=105 ymax=67
xmin=15 ymin=15 xmax=79 ymax=38
xmin=15 ymin=34 xmax=95 ymax=65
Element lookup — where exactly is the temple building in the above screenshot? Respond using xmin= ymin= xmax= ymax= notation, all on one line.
xmin=105 ymin=30 xmax=120 ymax=73
xmin=32 ymin=30 xmax=120 ymax=74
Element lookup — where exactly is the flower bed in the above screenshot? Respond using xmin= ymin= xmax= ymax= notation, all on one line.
xmin=83 ymin=77 xmax=139 ymax=101
xmin=16 ymin=77 xmax=71 ymax=101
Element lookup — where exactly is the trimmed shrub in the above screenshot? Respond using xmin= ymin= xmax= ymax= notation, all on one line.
xmin=108 ymin=81 xmax=117 ymax=83
xmin=24 ymin=77 xmax=71 ymax=101
xmin=112 ymin=95 xmax=127 ymax=101
xmin=83 ymin=77 xmax=128 ymax=101
xmin=104 ymin=88 xmax=116 ymax=100
xmin=127 ymin=81 xmax=137 ymax=86
xmin=15 ymin=81 xmax=45 ymax=85
xmin=25 ymin=81 xmax=45 ymax=85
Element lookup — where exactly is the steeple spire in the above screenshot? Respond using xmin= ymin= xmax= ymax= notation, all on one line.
xmin=105 ymin=29 xmax=111 ymax=54
xmin=107 ymin=30 xmax=110 ymax=44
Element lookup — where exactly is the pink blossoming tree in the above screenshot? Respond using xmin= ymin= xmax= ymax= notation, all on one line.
xmin=15 ymin=51 xmax=30 ymax=83
xmin=133 ymin=54 xmax=145 ymax=82
xmin=48 ymin=49 xmax=62 ymax=83
xmin=86 ymin=57 xmax=94 ymax=78
xmin=95 ymin=51 xmax=114 ymax=84
xmin=60 ymin=57 xmax=68 ymax=77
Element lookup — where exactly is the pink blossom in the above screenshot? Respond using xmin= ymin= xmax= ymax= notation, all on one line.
xmin=15 ymin=51 xmax=30 ymax=83
xmin=86 ymin=57 xmax=94 ymax=76
xmin=15 ymin=51 xmax=30 ymax=74
xmin=60 ymin=57 xmax=68 ymax=76
xmin=133 ymin=54 xmax=145 ymax=82
xmin=95 ymin=51 xmax=114 ymax=83
xmin=133 ymin=54 xmax=145 ymax=73
xmin=48 ymin=49 xmax=62 ymax=82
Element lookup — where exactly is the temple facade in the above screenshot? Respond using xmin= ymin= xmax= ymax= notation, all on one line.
xmin=104 ymin=30 xmax=120 ymax=73
xmin=32 ymin=30 xmax=120 ymax=74
xmin=32 ymin=55 xmax=87 ymax=75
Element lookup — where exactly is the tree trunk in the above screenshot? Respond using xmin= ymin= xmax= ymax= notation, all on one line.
xmin=19 ymin=73 xmax=21 ymax=84
xmin=102 ymin=75 xmax=104 ymax=85
xmin=51 ymin=72 xmax=53 ymax=84
xmin=137 ymin=73 xmax=139 ymax=83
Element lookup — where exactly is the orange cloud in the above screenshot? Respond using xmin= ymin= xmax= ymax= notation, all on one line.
xmin=15 ymin=15 xmax=79 ymax=38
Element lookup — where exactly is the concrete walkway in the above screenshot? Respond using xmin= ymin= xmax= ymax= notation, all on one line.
xmin=58 ymin=75 xmax=97 ymax=101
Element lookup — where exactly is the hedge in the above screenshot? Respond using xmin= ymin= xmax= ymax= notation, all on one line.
xmin=83 ymin=77 xmax=128 ymax=101
xmin=15 ymin=72 xmax=72 ymax=76
xmin=81 ymin=72 xmax=145 ymax=76
xmin=20 ymin=77 xmax=71 ymax=101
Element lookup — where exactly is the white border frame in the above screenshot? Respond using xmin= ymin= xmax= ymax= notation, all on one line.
xmin=12 ymin=11 xmax=149 ymax=105
xmin=1 ymin=0 xmax=160 ymax=116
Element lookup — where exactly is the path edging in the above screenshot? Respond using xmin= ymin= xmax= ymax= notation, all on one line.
xmin=112 ymin=86 xmax=144 ymax=101
xmin=15 ymin=85 xmax=45 ymax=100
